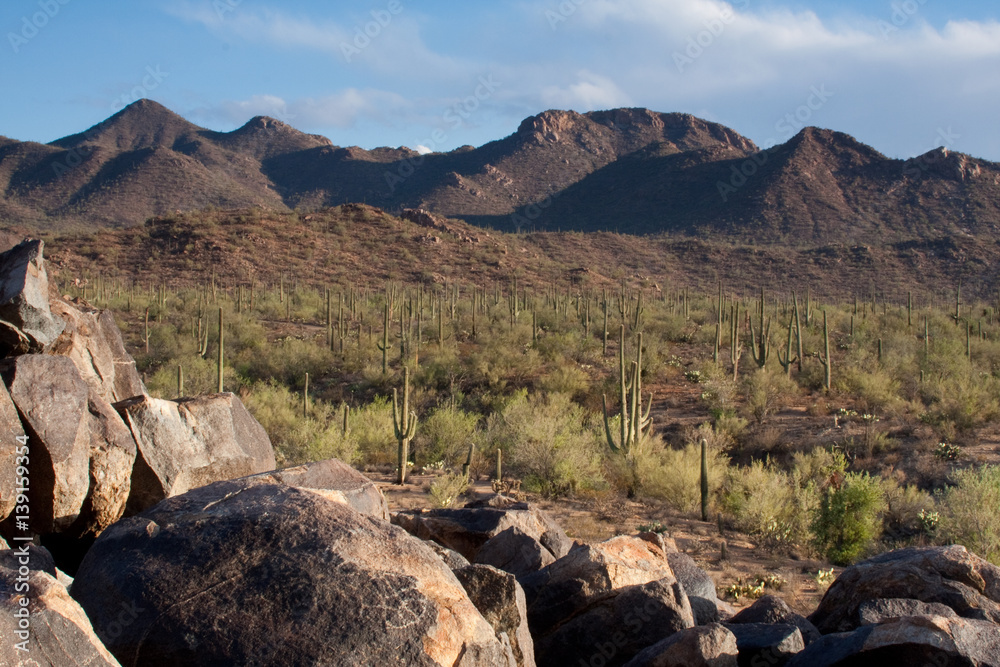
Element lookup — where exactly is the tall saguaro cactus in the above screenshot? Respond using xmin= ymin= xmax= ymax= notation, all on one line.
xmin=817 ymin=310 xmax=832 ymax=391
xmin=393 ymin=366 xmax=417 ymax=485
xmin=217 ymin=307 xmax=224 ymax=393
xmin=602 ymin=325 xmax=653 ymax=459
xmin=700 ymin=438 xmax=710 ymax=522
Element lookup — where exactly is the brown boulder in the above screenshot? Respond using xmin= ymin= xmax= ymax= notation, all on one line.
xmin=456 ymin=564 xmax=536 ymax=667
xmin=239 ymin=457 xmax=388 ymax=520
xmin=857 ymin=597 xmax=959 ymax=625
xmin=115 ymin=393 xmax=276 ymax=514
xmin=392 ymin=499 xmax=572 ymax=563
xmin=786 ymin=614 xmax=1000 ymax=667
xmin=809 ymin=545 xmax=1000 ymax=633
xmin=728 ymin=594 xmax=820 ymax=644
xmin=624 ymin=623 xmax=739 ymax=667
xmin=49 ymin=300 xmax=145 ymax=403
xmin=521 ymin=535 xmax=677 ymax=637
xmin=0 ymin=239 xmax=65 ymax=355
xmin=475 ymin=526 xmax=557 ymax=579
xmin=534 ymin=577 xmax=695 ymax=667
xmin=71 ymin=479 xmax=513 ymax=666
xmin=0 ymin=381 xmax=26 ymax=523
xmin=1 ymin=563 xmax=121 ymax=666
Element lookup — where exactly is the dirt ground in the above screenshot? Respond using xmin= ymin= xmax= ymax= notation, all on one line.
xmin=375 ymin=472 xmax=837 ymax=616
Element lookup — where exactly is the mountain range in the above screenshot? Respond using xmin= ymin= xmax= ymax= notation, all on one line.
xmin=2 ymin=99 xmax=999 ymax=244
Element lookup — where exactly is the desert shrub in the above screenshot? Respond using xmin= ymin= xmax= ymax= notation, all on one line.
xmin=243 ymin=382 xmax=355 ymax=467
xmin=483 ymin=390 xmax=604 ymax=496
xmin=238 ymin=335 xmax=335 ymax=386
xmin=634 ymin=439 xmax=728 ymax=515
xmin=882 ymin=479 xmax=936 ymax=543
xmin=937 ymin=466 xmax=1000 ymax=564
xmin=920 ymin=371 xmax=1000 ymax=431
xmin=811 ymin=473 xmax=887 ymax=565
xmin=698 ymin=363 xmax=739 ymax=418
xmin=742 ymin=367 xmax=798 ymax=424
xmin=428 ymin=473 xmax=470 ymax=508
xmin=414 ymin=405 xmax=480 ymax=468
xmin=837 ymin=362 xmax=903 ymax=415
xmin=721 ymin=460 xmax=811 ymax=549
xmin=538 ymin=362 xmax=590 ymax=397
xmin=146 ymin=355 xmax=219 ymax=398
xmin=346 ymin=396 xmax=395 ymax=466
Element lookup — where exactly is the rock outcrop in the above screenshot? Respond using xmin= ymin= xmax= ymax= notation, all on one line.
xmin=71 ymin=479 xmax=514 ymax=667
xmin=809 ymin=545 xmax=1000 ymax=633
xmin=1 ymin=561 xmax=121 ymax=666
xmin=238 ymin=457 xmax=388 ymax=520
xmin=392 ymin=498 xmax=572 ymax=563
xmin=114 ymin=392 xmax=276 ymax=514
xmin=0 ymin=240 xmax=65 ymax=355
xmin=623 ymin=623 xmax=739 ymax=667
xmin=3 ymin=355 xmax=135 ymax=537
xmin=456 ymin=564 xmax=536 ymax=667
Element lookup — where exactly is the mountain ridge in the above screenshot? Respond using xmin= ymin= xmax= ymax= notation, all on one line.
xmin=1 ymin=100 xmax=998 ymax=242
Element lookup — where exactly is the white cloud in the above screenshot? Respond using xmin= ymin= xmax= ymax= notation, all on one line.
xmin=540 ymin=71 xmax=632 ymax=110
xmin=194 ymin=89 xmax=412 ymax=130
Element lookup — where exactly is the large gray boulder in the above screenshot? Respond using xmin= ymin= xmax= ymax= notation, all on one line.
xmin=857 ymin=597 xmax=959 ymax=626
xmin=809 ymin=545 xmax=1000 ymax=633
xmin=0 ymin=239 xmax=64 ymax=355
xmin=49 ymin=300 xmax=145 ymax=403
xmin=475 ymin=526 xmax=557 ymax=579
xmin=392 ymin=498 xmax=572 ymax=563
xmin=786 ymin=614 xmax=1000 ymax=667
xmin=1 ymin=562 xmax=121 ymax=666
xmin=71 ymin=479 xmax=513 ymax=667
xmin=114 ymin=393 xmax=276 ymax=514
xmin=728 ymin=595 xmax=820 ymax=645
xmin=667 ymin=551 xmax=722 ymax=625
xmin=534 ymin=577 xmax=695 ymax=667
xmin=624 ymin=623 xmax=739 ymax=667
xmin=521 ymin=535 xmax=677 ymax=638
xmin=455 ymin=564 xmax=535 ymax=667
xmin=3 ymin=355 xmax=136 ymax=537
xmin=724 ymin=623 xmax=804 ymax=666
xmin=238 ymin=457 xmax=388 ymax=520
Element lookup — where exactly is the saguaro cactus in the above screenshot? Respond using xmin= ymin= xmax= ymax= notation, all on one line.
xmin=217 ymin=307 xmax=224 ymax=393
xmin=393 ymin=366 xmax=417 ymax=485
xmin=817 ymin=310 xmax=831 ymax=391
xmin=602 ymin=325 xmax=653 ymax=459
xmin=700 ymin=438 xmax=710 ymax=522
xmin=750 ymin=287 xmax=771 ymax=368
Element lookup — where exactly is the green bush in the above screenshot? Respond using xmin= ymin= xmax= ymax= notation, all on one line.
xmin=742 ymin=367 xmax=798 ymax=424
xmin=937 ymin=466 xmax=1000 ymax=564
xmin=721 ymin=460 xmax=811 ymax=549
xmin=811 ymin=473 xmax=887 ymax=565
xmin=414 ymin=405 xmax=480 ymax=468
xmin=635 ymin=439 xmax=727 ymax=515
xmin=483 ymin=390 xmax=604 ymax=496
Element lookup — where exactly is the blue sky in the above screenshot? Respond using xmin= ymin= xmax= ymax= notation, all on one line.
xmin=1 ymin=0 xmax=999 ymax=160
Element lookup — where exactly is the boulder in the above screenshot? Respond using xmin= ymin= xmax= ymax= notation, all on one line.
xmin=0 ymin=543 xmax=57 ymax=577
xmin=4 ymin=355 xmax=136 ymax=537
xmin=392 ymin=499 xmax=572 ymax=563
xmin=0 ymin=381 xmax=26 ymax=523
xmin=71 ymin=479 xmax=513 ymax=667
xmin=475 ymin=526 xmax=557 ymax=579
xmin=455 ymin=564 xmax=535 ymax=667
xmin=115 ymin=393 xmax=276 ymax=514
xmin=728 ymin=595 xmax=820 ymax=644
xmin=857 ymin=598 xmax=959 ymax=626
xmin=724 ymin=623 xmax=804 ymax=666
xmin=0 ymin=239 xmax=64 ymax=355
xmin=667 ymin=551 xmax=722 ymax=625
xmin=624 ymin=623 xmax=739 ymax=667
xmin=49 ymin=300 xmax=145 ymax=403
xmin=534 ymin=577 xmax=695 ymax=667
xmin=239 ymin=457 xmax=388 ymax=520
xmin=786 ymin=614 xmax=1000 ymax=667
xmin=428 ymin=541 xmax=471 ymax=569
xmin=521 ymin=535 xmax=676 ymax=637
xmin=1 ymin=563 xmax=121 ymax=666
xmin=809 ymin=545 xmax=1000 ymax=633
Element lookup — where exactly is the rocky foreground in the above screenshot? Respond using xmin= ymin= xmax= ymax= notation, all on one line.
xmin=2 ymin=240 xmax=1000 ymax=665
